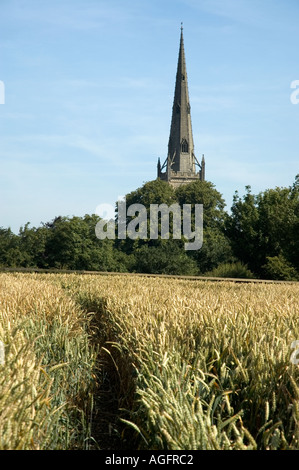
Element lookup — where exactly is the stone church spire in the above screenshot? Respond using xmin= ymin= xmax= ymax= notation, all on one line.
xmin=158 ymin=25 xmax=205 ymax=187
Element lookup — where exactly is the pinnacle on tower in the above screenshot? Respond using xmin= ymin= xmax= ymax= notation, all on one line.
xmin=157 ymin=26 xmax=205 ymax=187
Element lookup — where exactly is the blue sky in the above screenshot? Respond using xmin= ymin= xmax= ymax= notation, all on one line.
xmin=0 ymin=0 xmax=298 ymax=233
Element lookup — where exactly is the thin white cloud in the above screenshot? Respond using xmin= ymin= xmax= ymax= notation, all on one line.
xmin=183 ymin=0 xmax=297 ymax=31
xmin=9 ymin=0 xmax=135 ymax=31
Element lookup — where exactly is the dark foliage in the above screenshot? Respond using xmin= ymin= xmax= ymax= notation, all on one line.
xmin=1 ymin=176 xmax=298 ymax=280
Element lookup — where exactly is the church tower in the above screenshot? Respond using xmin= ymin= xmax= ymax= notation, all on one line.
xmin=158 ymin=25 xmax=205 ymax=187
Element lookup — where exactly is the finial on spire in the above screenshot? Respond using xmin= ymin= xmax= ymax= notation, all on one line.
xmin=181 ymin=22 xmax=183 ymax=32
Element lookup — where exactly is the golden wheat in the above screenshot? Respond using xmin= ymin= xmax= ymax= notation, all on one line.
xmin=0 ymin=273 xmax=97 ymax=449
xmin=68 ymin=274 xmax=299 ymax=449
xmin=0 ymin=272 xmax=298 ymax=449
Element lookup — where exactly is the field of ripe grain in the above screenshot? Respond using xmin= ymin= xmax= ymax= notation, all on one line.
xmin=0 ymin=272 xmax=298 ymax=450
xmin=0 ymin=273 xmax=97 ymax=450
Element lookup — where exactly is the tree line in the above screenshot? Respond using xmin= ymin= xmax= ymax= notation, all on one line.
xmin=1 ymin=176 xmax=298 ymax=280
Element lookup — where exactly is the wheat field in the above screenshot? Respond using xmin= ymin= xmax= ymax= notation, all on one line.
xmin=0 ymin=272 xmax=298 ymax=450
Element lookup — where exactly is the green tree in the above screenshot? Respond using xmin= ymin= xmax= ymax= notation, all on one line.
xmin=262 ymin=254 xmax=299 ymax=281
xmin=134 ymin=239 xmax=198 ymax=275
xmin=18 ymin=223 xmax=49 ymax=268
xmin=116 ymin=179 xmax=232 ymax=275
xmin=205 ymin=261 xmax=254 ymax=279
xmin=175 ymin=180 xmax=226 ymax=229
xmin=116 ymin=179 xmax=177 ymax=256
xmin=124 ymin=179 xmax=176 ymax=208
xmin=225 ymin=186 xmax=260 ymax=274
xmin=226 ymin=177 xmax=299 ymax=279
xmin=0 ymin=227 xmax=23 ymax=267
xmin=44 ymin=214 xmax=132 ymax=271
xmin=175 ymin=180 xmax=234 ymax=273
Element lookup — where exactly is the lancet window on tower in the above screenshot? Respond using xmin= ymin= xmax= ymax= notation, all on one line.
xmin=181 ymin=139 xmax=189 ymax=153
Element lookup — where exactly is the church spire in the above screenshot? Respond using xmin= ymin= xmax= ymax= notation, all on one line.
xmin=157 ymin=25 xmax=205 ymax=187
xmin=168 ymin=22 xmax=194 ymax=173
